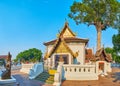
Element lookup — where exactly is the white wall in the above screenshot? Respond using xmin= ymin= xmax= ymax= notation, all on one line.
xmin=47 ymin=45 xmax=54 ymax=53
xmin=63 ymin=64 xmax=98 ymax=80
xmin=68 ymin=43 xmax=86 ymax=65
xmin=46 ymin=42 xmax=86 ymax=65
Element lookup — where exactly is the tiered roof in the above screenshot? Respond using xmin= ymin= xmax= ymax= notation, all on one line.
xmin=44 ymin=22 xmax=89 ymax=46
xmin=95 ymin=48 xmax=112 ymax=62
xmin=44 ymin=22 xmax=88 ymax=59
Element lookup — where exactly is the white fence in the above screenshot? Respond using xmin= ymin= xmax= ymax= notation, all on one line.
xmin=53 ymin=64 xmax=99 ymax=86
xmin=29 ymin=62 xmax=44 ymax=79
xmin=63 ymin=65 xmax=96 ymax=73
xmin=20 ymin=63 xmax=34 ymax=74
xmin=63 ymin=65 xmax=98 ymax=80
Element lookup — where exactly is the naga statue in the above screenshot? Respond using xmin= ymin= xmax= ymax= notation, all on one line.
xmin=1 ymin=52 xmax=11 ymax=79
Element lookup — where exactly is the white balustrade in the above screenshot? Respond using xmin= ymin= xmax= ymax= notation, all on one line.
xmin=20 ymin=63 xmax=34 ymax=74
xmin=62 ymin=64 xmax=98 ymax=80
xmin=29 ymin=62 xmax=43 ymax=79
xmin=63 ymin=65 xmax=96 ymax=73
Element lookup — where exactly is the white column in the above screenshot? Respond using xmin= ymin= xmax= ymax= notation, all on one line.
xmin=52 ymin=55 xmax=55 ymax=68
xmin=69 ymin=54 xmax=72 ymax=65
xmin=103 ymin=61 xmax=108 ymax=75
xmin=48 ymin=58 xmax=51 ymax=69
xmin=107 ymin=63 xmax=112 ymax=72
xmin=83 ymin=44 xmax=85 ymax=64
xmin=95 ymin=61 xmax=99 ymax=75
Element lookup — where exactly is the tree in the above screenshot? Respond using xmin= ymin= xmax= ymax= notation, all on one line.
xmin=105 ymin=47 xmax=120 ymax=63
xmin=15 ymin=48 xmax=42 ymax=63
xmin=68 ymin=0 xmax=120 ymax=51
xmin=112 ymin=30 xmax=120 ymax=54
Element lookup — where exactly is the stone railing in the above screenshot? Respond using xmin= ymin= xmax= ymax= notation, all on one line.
xmin=63 ymin=64 xmax=98 ymax=80
xmin=63 ymin=65 xmax=96 ymax=73
xmin=20 ymin=63 xmax=34 ymax=74
xmin=53 ymin=64 xmax=98 ymax=86
xmin=53 ymin=62 xmax=63 ymax=86
xmin=29 ymin=62 xmax=43 ymax=79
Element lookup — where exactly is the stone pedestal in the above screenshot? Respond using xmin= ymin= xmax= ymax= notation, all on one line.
xmin=58 ymin=62 xmax=64 ymax=66
xmin=0 ymin=76 xmax=16 ymax=86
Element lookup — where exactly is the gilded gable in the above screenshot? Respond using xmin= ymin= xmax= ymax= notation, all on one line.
xmin=55 ymin=41 xmax=69 ymax=53
xmin=62 ymin=28 xmax=75 ymax=38
xmin=58 ymin=22 xmax=76 ymax=38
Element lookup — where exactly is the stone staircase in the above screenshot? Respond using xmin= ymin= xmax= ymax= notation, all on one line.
xmin=46 ymin=75 xmax=54 ymax=84
xmin=35 ymin=71 xmax=49 ymax=82
xmin=35 ymin=71 xmax=54 ymax=84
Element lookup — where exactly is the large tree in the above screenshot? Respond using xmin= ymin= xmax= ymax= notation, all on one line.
xmin=68 ymin=0 xmax=120 ymax=51
xmin=15 ymin=48 xmax=42 ymax=63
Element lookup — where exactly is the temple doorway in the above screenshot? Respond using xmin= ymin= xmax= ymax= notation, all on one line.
xmin=99 ymin=62 xmax=104 ymax=73
xmin=55 ymin=54 xmax=69 ymax=67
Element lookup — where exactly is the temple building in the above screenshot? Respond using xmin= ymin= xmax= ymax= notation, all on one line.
xmin=44 ymin=22 xmax=89 ymax=68
xmin=43 ymin=22 xmax=112 ymax=81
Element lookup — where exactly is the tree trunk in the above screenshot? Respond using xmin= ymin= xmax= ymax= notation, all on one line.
xmin=96 ymin=27 xmax=102 ymax=51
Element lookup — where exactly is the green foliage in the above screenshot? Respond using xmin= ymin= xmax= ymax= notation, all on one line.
xmin=112 ymin=33 xmax=120 ymax=53
xmin=69 ymin=0 xmax=120 ymax=51
xmin=15 ymin=48 xmax=42 ymax=63
xmin=68 ymin=0 xmax=120 ymax=30
xmin=105 ymin=47 xmax=120 ymax=63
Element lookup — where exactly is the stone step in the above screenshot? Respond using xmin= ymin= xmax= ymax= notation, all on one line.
xmin=45 ymin=75 xmax=54 ymax=84
xmin=46 ymin=80 xmax=54 ymax=84
xmin=34 ymin=71 xmax=50 ymax=82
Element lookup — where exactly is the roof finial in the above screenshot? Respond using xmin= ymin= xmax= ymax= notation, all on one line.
xmin=65 ymin=18 xmax=69 ymax=26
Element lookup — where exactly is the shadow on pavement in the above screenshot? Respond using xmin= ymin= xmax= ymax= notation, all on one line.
xmin=13 ymin=74 xmax=44 ymax=86
xmin=112 ymin=72 xmax=120 ymax=82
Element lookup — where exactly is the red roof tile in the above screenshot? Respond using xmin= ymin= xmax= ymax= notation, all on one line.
xmin=0 ymin=55 xmax=7 ymax=59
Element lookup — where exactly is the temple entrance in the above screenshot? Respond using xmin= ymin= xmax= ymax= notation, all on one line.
xmin=55 ymin=54 xmax=69 ymax=67
xmin=99 ymin=62 xmax=104 ymax=73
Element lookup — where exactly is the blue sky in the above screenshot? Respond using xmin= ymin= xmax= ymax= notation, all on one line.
xmin=0 ymin=0 xmax=118 ymax=59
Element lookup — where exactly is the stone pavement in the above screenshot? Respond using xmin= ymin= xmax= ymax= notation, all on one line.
xmin=11 ymin=68 xmax=120 ymax=86
xmin=12 ymin=70 xmax=44 ymax=86
xmin=62 ymin=68 xmax=120 ymax=86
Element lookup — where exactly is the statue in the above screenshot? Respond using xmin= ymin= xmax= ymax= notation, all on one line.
xmin=1 ymin=52 xmax=11 ymax=79
xmin=59 ymin=55 xmax=64 ymax=62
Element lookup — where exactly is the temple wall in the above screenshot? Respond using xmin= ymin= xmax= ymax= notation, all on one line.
xmin=68 ymin=43 xmax=85 ymax=65
xmin=106 ymin=62 xmax=112 ymax=72
xmin=47 ymin=45 xmax=54 ymax=53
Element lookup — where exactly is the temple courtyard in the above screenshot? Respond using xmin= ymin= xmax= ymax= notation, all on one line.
xmin=10 ymin=22 xmax=120 ymax=86
xmin=11 ymin=67 xmax=120 ymax=86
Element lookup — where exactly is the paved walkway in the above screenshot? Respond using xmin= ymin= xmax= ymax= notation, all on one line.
xmin=62 ymin=68 xmax=120 ymax=86
xmin=11 ymin=68 xmax=120 ymax=86
xmin=12 ymin=70 xmax=44 ymax=86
